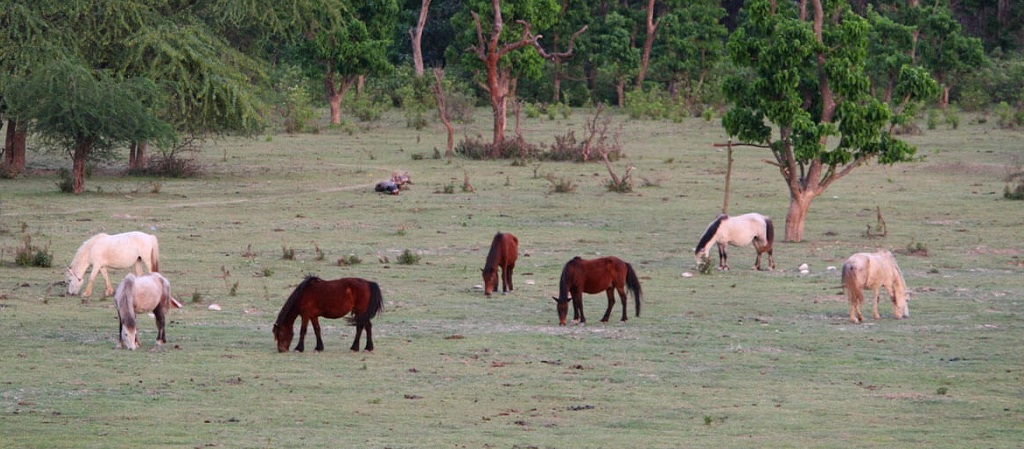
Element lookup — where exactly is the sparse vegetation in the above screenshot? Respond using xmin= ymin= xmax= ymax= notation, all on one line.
xmin=397 ymin=249 xmax=421 ymax=265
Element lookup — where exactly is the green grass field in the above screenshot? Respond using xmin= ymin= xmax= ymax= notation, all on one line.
xmin=1 ymin=110 xmax=1022 ymax=448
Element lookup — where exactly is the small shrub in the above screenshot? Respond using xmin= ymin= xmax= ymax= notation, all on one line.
xmin=191 ymin=290 xmax=204 ymax=304
xmin=927 ymin=109 xmax=940 ymax=130
xmin=905 ymin=240 xmax=929 ymax=256
xmin=943 ymin=107 xmax=960 ymax=129
xmin=229 ymin=281 xmax=239 ymax=296
xmin=696 ymin=255 xmax=713 ymax=275
xmin=15 ymin=235 xmax=52 ymax=268
xmin=314 ymin=245 xmax=325 ymax=261
xmin=261 ymin=267 xmax=274 ymax=277
xmin=397 ymin=249 xmax=421 ymax=265
xmin=411 ymin=153 xmax=425 ymax=161
xmin=281 ymin=245 xmax=295 ymax=260
xmin=55 ymin=168 xmax=74 ymax=193
xmin=337 ymin=254 xmax=362 ymax=266
xmin=545 ymin=174 xmax=577 ymax=193
xmin=147 ymin=155 xmax=203 ymax=178
xmin=995 ymin=102 xmax=1015 ymax=128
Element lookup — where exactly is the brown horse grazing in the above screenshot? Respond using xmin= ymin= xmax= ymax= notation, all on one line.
xmin=114 ymin=273 xmax=182 ymax=350
xmin=551 ymin=256 xmax=642 ymax=326
xmin=273 ymin=276 xmax=384 ymax=352
xmin=694 ymin=213 xmax=775 ymax=270
xmin=482 ymin=232 xmax=519 ymax=297
xmin=842 ymin=251 xmax=910 ymax=323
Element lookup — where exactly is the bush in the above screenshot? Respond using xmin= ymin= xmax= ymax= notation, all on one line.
xmin=455 ymin=135 xmax=543 ymax=160
xmin=15 ymin=235 xmax=52 ymax=268
xmin=397 ymin=249 xmax=421 ymax=265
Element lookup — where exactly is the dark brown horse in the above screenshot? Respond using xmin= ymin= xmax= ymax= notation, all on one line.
xmin=482 ymin=232 xmax=518 ymax=297
xmin=551 ymin=256 xmax=642 ymax=326
xmin=273 ymin=276 xmax=384 ymax=352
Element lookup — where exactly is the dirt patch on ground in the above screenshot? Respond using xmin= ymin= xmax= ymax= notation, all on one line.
xmin=968 ymin=246 xmax=1023 ymax=256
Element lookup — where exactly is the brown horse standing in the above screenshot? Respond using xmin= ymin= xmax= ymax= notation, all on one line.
xmin=551 ymin=256 xmax=642 ymax=326
xmin=273 ymin=276 xmax=384 ymax=352
xmin=482 ymin=232 xmax=518 ymax=297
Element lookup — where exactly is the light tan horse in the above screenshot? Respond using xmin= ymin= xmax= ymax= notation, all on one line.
xmin=694 ymin=213 xmax=775 ymax=270
xmin=67 ymin=231 xmax=160 ymax=297
xmin=842 ymin=251 xmax=910 ymax=323
xmin=114 ymin=273 xmax=182 ymax=350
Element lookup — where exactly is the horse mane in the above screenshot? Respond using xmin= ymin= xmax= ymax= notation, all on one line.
xmin=69 ymin=233 xmax=104 ymax=274
xmin=114 ymin=273 xmax=138 ymax=329
xmin=482 ymin=232 xmax=504 ymax=274
xmin=275 ymin=276 xmax=319 ymax=326
xmin=695 ymin=214 xmax=727 ymax=254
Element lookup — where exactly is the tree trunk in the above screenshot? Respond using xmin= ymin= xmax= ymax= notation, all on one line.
xmin=552 ymin=60 xmax=563 ymax=103
xmin=324 ymin=72 xmax=354 ymax=125
xmin=410 ymin=0 xmax=431 ymax=77
xmin=486 ymin=66 xmax=511 ymax=146
xmin=432 ymin=69 xmax=455 ymax=161
xmin=784 ymin=190 xmax=816 ymax=242
xmin=4 ymin=118 xmax=27 ymax=174
xmin=635 ymin=0 xmax=657 ymax=88
xmin=72 ymin=137 xmax=93 ymax=194
xmin=128 ymin=141 xmax=148 ymax=171
xmin=615 ymin=79 xmax=626 ymax=107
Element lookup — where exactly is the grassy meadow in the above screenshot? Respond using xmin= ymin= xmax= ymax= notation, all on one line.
xmin=1 ymin=109 xmax=1022 ymax=448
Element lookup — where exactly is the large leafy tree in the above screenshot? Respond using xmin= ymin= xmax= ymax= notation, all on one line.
xmin=722 ymin=0 xmax=938 ymax=242
xmin=650 ymin=0 xmax=728 ymax=97
xmin=1 ymin=0 xmax=266 ymax=187
xmin=450 ymin=0 xmax=582 ymax=147
xmin=6 ymin=61 xmax=175 ymax=193
xmin=288 ymin=0 xmax=399 ymax=124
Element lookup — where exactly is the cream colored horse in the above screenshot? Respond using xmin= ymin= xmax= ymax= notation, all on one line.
xmin=114 ymin=273 xmax=182 ymax=350
xmin=694 ymin=213 xmax=775 ymax=270
xmin=67 ymin=232 xmax=160 ymax=297
xmin=842 ymin=251 xmax=910 ymax=323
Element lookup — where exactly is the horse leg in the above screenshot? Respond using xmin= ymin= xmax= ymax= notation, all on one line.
xmin=84 ymin=268 xmax=99 ymax=297
xmin=311 ymin=317 xmax=325 ymax=352
xmin=572 ymin=290 xmax=585 ymax=324
xmin=351 ymin=323 xmax=363 ymax=352
xmin=871 ymin=288 xmax=881 ymax=320
xmin=363 ymin=321 xmax=374 ymax=352
xmin=717 ymin=242 xmax=729 ymax=270
xmin=600 ymin=288 xmax=615 ymax=322
xmin=295 ymin=317 xmax=309 ymax=352
xmin=617 ymin=286 xmax=628 ymax=322
xmin=154 ymin=305 xmax=167 ymax=345
xmin=100 ymin=267 xmax=114 ymax=297
xmin=506 ymin=263 xmax=515 ymax=293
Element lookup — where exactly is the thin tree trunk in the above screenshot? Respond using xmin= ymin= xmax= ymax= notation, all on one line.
xmin=784 ymin=191 xmax=815 ymax=242
xmin=324 ymin=71 xmax=354 ymax=125
xmin=4 ymin=118 xmax=27 ymax=174
xmin=128 ymin=142 xmax=148 ymax=171
xmin=616 ymin=79 xmax=626 ymax=107
xmin=431 ymin=69 xmax=455 ymax=161
xmin=635 ymin=0 xmax=658 ymax=88
xmin=72 ymin=137 xmax=93 ymax=194
xmin=410 ymin=0 xmax=431 ymax=77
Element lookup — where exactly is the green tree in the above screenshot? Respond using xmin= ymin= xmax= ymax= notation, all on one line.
xmin=917 ymin=6 xmax=987 ymax=108
xmin=592 ymin=11 xmax=640 ymax=107
xmin=5 ymin=61 xmax=175 ymax=193
xmin=287 ymin=0 xmax=399 ymax=124
xmin=722 ymin=0 xmax=938 ymax=242
xmin=650 ymin=0 xmax=728 ymax=98
xmin=449 ymin=0 xmax=582 ymax=147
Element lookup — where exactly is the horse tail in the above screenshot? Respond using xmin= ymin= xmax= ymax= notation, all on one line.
xmin=349 ymin=281 xmax=385 ymax=326
xmin=275 ymin=276 xmax=317 ymax=327
xmin=115 ymin=274 xmax=138 ymax=330
xmin=625 ymin=263 xmax=642 ymax=317
xmin=695 ymin=215 xmax=726 ymax=255
xmin=841 ymin=262 xmax=862 ymax=306
xmin=764 ymin=216 xmax=775 ymax=250
xmin=150 ymin=237 xmax=160 ymax=273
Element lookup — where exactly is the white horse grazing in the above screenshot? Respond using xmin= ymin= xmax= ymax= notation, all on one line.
xmin=842 ymin=251 xmax=910 ymax=323
xmin=67 ymin=231 xmax=160 ymax=297
xmin=694 ymin=213 xmax=775 ymax=270
xmin=114 ymin=273 xmax=182 ymax=350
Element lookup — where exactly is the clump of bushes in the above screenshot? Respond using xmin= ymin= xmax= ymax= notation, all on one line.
xmin=397 ymin=249 xmax=421 ymax=265
xmin=15 ymin=234 xmax=53 ymax=267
